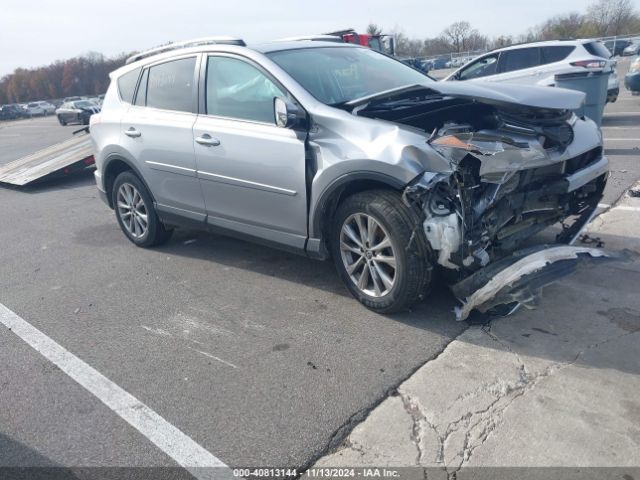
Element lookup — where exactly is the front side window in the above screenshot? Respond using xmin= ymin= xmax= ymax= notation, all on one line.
xmin=268 ymin=47 xmax=432 ymax=105
xmin=206 ymin=56 xmax=286 ymax=123
xmin=146 ymin=57 xmax=196 ymax=112
xmin=499 ymin=48 xmax=540 ymax=73
xmin=458 ymin=54 xmax=499 ymax=80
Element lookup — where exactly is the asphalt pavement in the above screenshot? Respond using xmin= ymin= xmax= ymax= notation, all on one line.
xmin=0 ymin=115 xmax=80 ymax=166
xmin=0 ymin=59 xmax=639 ymax=475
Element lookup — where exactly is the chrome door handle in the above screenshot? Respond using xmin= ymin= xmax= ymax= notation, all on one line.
xmin=124 ymin=128 xmax=141 ymax=138
xmin=195 ymin=134 xmax=221 ymax=147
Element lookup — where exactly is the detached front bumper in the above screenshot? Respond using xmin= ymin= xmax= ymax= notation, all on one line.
xmin=452 ymin=246 xmax=623 ymax=321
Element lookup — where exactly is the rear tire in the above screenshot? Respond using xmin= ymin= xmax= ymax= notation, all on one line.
xmin=330 ymin=189 xmax=433 ymax=313
xmin=112 ymin=171 xmax=173 ymax=248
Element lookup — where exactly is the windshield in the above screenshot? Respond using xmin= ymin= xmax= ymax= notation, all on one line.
xmin=267 ymin=47 xmax=433 ymax=105
xmin=74 ymin=101 xmax=93 ymax=108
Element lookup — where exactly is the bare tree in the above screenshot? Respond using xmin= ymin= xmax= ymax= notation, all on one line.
xmin=366 ymin=23 xmax=382 ymax=35
xmin=587 ymin=0 xmax=638 ymax=36
xmin=539 ymin=12 xmax=586 ymax=39
xmin=442 ymin=21 xmax=479 ymax=53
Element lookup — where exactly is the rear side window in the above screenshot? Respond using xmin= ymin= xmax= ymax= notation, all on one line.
xmin=584 ymin=42 xmax=611 ymax=59
xmin=117 ymin=68 xmax=141 ymax=103
xmin=146 ymin=57 xmax=196 ymax=112
xmin=540 ymin=46 xmax=575 ymax=64
xmin=499 ymin=48 xmax=540 ymax=73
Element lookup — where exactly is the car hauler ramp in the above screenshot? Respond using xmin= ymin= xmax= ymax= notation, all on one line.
xmin=0 ymin=133 xmax=94 ymax=186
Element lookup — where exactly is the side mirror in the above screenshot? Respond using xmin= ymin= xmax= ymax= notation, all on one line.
xmin=274 ymin=97 xmax=300 ymax=128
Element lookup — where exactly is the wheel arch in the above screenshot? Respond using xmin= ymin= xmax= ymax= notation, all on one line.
xmin=102 ymin=155 xmax=155 ymax=209
xmin=309 ymin=171 xmax=408 ymax=258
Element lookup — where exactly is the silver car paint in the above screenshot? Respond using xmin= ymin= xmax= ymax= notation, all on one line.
xmin=92 ymin=42 xmax=605 ymax=257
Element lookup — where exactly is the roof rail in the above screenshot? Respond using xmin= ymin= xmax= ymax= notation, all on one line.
xmin=125 ymin=36 xmax=246 ymax=64
xmin=275 ymin=35 xmax=344 ymax=43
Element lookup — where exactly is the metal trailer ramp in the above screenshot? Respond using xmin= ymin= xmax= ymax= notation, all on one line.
xmin=0 ymin=133 xmax=94 ymax=186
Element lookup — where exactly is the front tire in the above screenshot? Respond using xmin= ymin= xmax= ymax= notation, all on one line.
xmin=330 ymin=190 xmax=433 ymax=313
xmin=112 ymin=171 xmax=173 ymax=248
xmin=58 ymin=115 xmax=66 ymax=126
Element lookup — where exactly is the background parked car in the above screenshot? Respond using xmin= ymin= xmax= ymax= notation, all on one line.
xmin=23 ymin=101 xmax=56 ymax=116
xmin=55 ymin=100 xmax=101 ymax=125
xmin=604 ymin=39 xmax=632 ymax=57
xmin=444 ymin=39 xmax=619 ymax=102
xmin=622 ymin=41 xmax=640 ymax=56
xmin=625 ymin=56 xmax=640 ymax=95
xmin=0 ymin=104 xmax=29 ymax=120
xmin=431 ymin=57 xmax=449 ymax=69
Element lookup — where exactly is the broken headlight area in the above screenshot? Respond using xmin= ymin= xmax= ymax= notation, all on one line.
xmin=404 ymin=128 xmax=608 ymax=320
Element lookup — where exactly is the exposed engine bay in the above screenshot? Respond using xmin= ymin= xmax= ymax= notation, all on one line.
xmin=353 ymin=90 xmax=613 ymax=319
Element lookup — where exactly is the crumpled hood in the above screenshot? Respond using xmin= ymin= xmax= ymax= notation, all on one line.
xmin=430 ymin=80 xmax=585 ymax=111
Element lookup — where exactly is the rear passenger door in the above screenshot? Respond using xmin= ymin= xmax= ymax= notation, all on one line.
xmin=121 ymin=55 xmax=206 ymax=221
xmin=192 ymin=54 xmax=308 ymax=250
xmin=493 ymin=47 xmax=543 ymax=85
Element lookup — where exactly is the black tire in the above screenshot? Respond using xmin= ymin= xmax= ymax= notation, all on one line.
xmin=112 ymin=171 xmax=173 ymax=248
xmin=330 ymin=189 xmax=433 ymax=313
xmin=58 ymin=115 xmax=66 ymax=126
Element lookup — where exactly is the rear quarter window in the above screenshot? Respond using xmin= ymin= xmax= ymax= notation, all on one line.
xmin=584 ymin=42 xmax=612 ymax=59
xmin=117 ymin=67 xmax=141 ymax=103
xmin=541 ymin=46 xmax=576 ymax=64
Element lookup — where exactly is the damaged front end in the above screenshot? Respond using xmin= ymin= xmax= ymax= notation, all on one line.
xmin=392 ymin=102 xmax=611 ymax=320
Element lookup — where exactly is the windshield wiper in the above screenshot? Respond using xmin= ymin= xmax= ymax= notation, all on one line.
xmin=361 ymin=95 xmax=445 ymax=112
xmin=343 ymin=84 xmax=437 ymax=109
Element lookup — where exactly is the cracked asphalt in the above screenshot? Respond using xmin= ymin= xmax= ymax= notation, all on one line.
xmin=1 ymin=59 xmax=640 ymax=474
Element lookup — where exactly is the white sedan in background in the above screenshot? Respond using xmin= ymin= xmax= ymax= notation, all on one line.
xmin=23 ymin=101 xmax=56 ymax=116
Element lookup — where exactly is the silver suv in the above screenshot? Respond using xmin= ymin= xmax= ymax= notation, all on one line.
xmin=91 ymin=37 xmax=609 ymax=318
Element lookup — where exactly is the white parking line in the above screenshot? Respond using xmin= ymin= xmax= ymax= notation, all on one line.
xmin=611 ymin=205 xmax=640 ymax=212
xmin=597 ymin=203 xmax=640 ymax=212
xmin=604 ymin=138 xmax=640 ymax=140
xmin=0 ymin=303 xmax=229 ymax=480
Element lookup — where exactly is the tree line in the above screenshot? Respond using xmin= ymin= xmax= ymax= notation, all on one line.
xmin=377 ymin=0 xmax=640 ymax=58
xmin=0 ymin=52 xmax=129 ymax=104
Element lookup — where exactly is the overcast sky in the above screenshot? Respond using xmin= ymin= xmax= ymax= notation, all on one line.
xmin=1 ymin=0 xmax=638 ymax=76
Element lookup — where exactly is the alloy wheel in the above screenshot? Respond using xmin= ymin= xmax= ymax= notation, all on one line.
xmin=339 ymin=213 xmax=397 ymax=297
xmin=116 ymin=183 xmax=148 ymax=239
